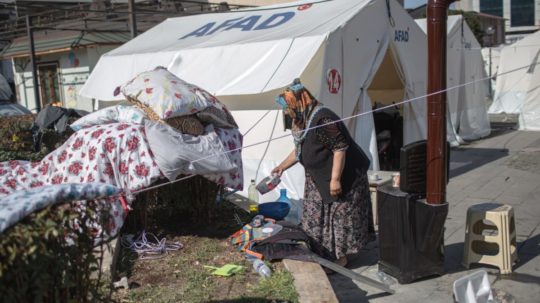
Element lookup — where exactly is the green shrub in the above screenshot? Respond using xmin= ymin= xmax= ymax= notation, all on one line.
xmin=0 ymin=114 xmax=74 ymax=162
xmin=0 ymin=201 xmax=114 ymax=303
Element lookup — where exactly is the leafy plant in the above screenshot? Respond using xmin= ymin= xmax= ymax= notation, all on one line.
xmin=0 ymin=201 xmax=115 ymax=303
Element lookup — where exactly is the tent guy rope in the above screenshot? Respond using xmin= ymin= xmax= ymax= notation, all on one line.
xmin=55 ymin=60 xmax=540 ymax=199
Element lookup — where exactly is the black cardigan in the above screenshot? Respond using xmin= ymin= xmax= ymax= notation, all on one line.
xmin=299 ymin=108 xmax=370 ymax=203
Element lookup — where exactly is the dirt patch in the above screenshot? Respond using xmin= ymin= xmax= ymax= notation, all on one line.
xmin=112 ymin=191 xmax=298 ymax=303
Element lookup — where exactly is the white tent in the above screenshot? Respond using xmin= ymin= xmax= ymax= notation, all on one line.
xmin=416 ymin=15 xmax=491 ymax=144
xmin=489 ymin=31 xmax=540 ymax=131
xmin=81 ymin=0 xmax=429 ymax=201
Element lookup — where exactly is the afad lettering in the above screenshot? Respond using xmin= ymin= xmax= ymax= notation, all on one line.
xmin=394 ymin=29 xmax=409 ymax=42
xmin=180 ymin=12 xmax=295 ymax=39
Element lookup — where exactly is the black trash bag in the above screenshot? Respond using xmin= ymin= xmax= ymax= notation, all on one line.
xmin=32 ymin=106 xmax=88 ymax=151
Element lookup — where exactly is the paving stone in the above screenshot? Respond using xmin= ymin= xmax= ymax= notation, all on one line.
xmin=334 ymin=130 xmax=540 ymax=303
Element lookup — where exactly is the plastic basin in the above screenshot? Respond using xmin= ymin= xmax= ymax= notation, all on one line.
xmin=258 ymin=202 xmax=290 ymax=220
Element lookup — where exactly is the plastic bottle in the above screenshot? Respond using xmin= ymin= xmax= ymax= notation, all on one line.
xmin=281 ymin=191 xmax=300 ymax=224
xmin=248 ymin=179 xmax=259 ymax=213
xmin=376 ymin=270 xmax=396 ymax=286
xmin=276 ymin=188 xmax=291 ymax=206
xmin=252 ymin=259 xmax=272 ymax=278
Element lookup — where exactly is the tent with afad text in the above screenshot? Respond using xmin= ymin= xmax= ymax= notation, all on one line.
xmin=80 ymin=0 xmax=430 ymax=202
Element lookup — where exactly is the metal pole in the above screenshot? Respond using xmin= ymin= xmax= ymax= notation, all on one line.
xmin=128 ymin=0 xmax=137 ymax=38
xmin=26 ymin=15 xmax=41 ymax=112
xmin=426 ymin=0 xmax=454 ymax=204
xmin=489 ymin=47 xmax=492 ymax=99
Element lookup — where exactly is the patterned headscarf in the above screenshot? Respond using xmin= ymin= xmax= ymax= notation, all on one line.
xmin=275 ymin=79 xmax=319 ymax=130
xmin=276 ymin=79 xmax=323 ymax=160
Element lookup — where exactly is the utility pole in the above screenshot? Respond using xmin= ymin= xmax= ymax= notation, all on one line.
xmin=489 ymin=47 xmax=492 ymax=99
xmin=128 ymin=0 xmax=137 ymax=38
xmin=26 ymin=15 xmax=41 ymax=112
xmin=426 ymin=0 xmax=455 ymax=204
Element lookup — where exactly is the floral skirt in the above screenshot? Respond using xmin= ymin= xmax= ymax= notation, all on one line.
xmin=301 ymin=173 xmax=375 ymax=260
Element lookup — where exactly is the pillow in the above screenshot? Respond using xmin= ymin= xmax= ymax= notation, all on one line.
xmin=70 ymin=105 xmax=145 ymax=131
xmin=197 ymin=105 xmax=238 ymax=129
xmin=119 ymin=66 xmax=214 ymax=119
xmin=164 ymin=115 xmax=205 ymax=136
xmin=144 ymin=120 xmax=237 ymax=182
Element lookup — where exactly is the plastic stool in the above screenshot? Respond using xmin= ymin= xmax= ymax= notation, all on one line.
xmin=463 ymin=203 xmax=518 ymax=274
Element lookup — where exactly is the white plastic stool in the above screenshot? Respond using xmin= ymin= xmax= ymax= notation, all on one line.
xmin=463 ymin=203 xmax=518 ymax=274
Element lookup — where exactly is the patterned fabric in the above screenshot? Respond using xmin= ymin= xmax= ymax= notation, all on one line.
xmin=70 ymin=105 xmax=146 ymax=131
xmin=301 ymin=173 xmax=375 ymax=260
xmin=197 ymin=105 xmax=238 ymax=129
xmin=203 ymin=127 xmax=243 ymax=190
xmin=119 ymin=66 xmax=214 ymax=119
xmin=315 ymin=117 xmax=349 ymax=151
xmin=164 ymin=115 xmax=205 ymax=136
xmin=275 ymin=80 xmax=319 ymax=130
xmin=0 ymin=183 xmax=119 ymax=234
xmin=0 ymin=123 xmax=163 ymax=236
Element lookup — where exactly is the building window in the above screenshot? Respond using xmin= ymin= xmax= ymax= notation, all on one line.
xmin=511 ymin=0 xmax=535 ymax=27
xmin=480 ymin=0 xmax=503 ymax=17
xmin=37 ymin=62 xmax=62 ymax=107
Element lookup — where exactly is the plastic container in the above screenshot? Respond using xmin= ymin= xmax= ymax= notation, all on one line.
xmin=256 ymin=174 xmax=281 ymax=195
xmin=258 ymin=202 xmax=290 ymax=221
xmin=248 ymin=179 xmax=259 ymax=213
xmin=252 ymin=259 xmax=272 ymax=278
xmin=452 ymin=270 xmax=493 ymax=303
xmin=284 ymin=199 xmax=302 ymax=224
xmin=376 ymin=270 xmax=396 ymax=286
xmin=258 ymin=189 xmax=291 ymax=220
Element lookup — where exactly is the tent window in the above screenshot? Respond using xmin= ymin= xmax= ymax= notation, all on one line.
xmin=367 ymin=48 xmax=404 ymax=171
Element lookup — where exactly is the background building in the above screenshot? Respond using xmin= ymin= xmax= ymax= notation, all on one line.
xmin=455 ymin=0 xmax=540 ymax=43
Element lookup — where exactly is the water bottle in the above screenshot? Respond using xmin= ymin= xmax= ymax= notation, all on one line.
xmin=280 ymin=189 xmax=299 ymax=224
xmin=276 ymin=188 xmax=291 ymax=206
xmin=252 ymin=259 xmax=272 ymax=278
xmin=248 ymin=179 xmax=259 ymax=213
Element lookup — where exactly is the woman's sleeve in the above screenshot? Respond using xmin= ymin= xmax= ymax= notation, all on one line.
xmin=316 ymin=117 xmax=350 ymax=151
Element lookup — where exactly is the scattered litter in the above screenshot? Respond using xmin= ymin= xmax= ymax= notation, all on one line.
xmin=453 ymin=270 xmax=494 ymax=303
xmin=121 ymin=230 xmax=183 ymax=260
xmin=113 ymin=276 xmax=129 ymax=289
xmin=492 ymin=288 xmax=515 ymax=303
xmin=204 ymin=264 xmax=245 ymax=277
xmin=376 ymin=270 xmax=396 ymax=286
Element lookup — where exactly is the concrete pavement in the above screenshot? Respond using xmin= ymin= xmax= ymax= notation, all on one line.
xmin=330 ymin=124 xmax=540 ymax=302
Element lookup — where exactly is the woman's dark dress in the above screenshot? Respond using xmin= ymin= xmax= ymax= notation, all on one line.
xmin=299 ymin=108 xmax=375 ymax=260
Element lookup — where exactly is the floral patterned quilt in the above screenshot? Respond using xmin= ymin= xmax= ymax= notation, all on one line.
xmin=0 ymin=122 xmax=243 ymax=236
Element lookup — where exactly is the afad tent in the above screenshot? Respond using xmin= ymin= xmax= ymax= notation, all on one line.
xmin=416 ymin=15 xmax=491 ymax=144
xmin=489 ymin=30 xmax=540 ymax=131
xmin=81 ymin=0 xmax=429 ymax=202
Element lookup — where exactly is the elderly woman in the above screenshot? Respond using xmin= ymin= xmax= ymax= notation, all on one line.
xmin=271 ymin=79 xmax=374 ymax=267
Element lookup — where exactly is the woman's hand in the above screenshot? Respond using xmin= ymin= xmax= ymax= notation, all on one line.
xmin=271 ymin=166 xmax=284 ymax=177
xmin=330 ymin=179 xmax=342 ymax=197
xmin=272 ymin=150 xmax=298 ymax=177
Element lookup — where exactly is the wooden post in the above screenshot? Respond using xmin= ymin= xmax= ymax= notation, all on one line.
xmin=426 ymin=0 xmax=454 ymax=204
xmin=26 ymin=15 xmax=41 ymax=112
xmin=128 ymin=0 xmax=137 ymax=38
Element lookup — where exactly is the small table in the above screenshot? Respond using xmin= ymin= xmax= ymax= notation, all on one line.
xmin=367 ymin=170 xmax=395 ymax=226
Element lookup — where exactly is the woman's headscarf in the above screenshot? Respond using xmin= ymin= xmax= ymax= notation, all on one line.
xmin=275 ymin=79 xmax=319 ymax=131
xmin=276 ymin=79 xmax=323 ymax=159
